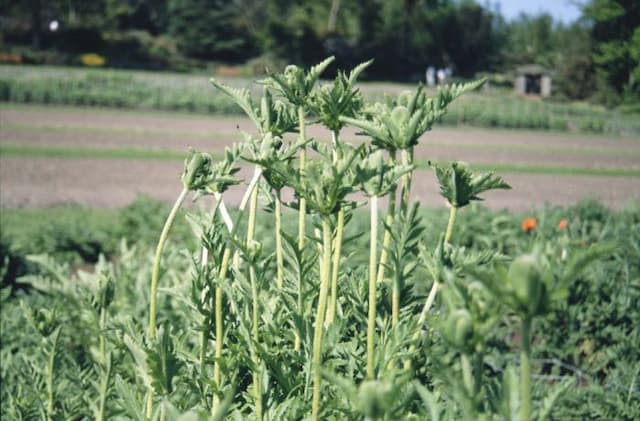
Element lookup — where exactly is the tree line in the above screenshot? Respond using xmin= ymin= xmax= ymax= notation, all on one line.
xmin=1 ymin=0 xmax=638 ymax=105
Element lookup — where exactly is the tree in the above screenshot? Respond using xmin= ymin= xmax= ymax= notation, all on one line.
xmin=583 ymin=0 xmax=640 ymax=104
xmin=168 ymin=0 xmax=256 ymax=62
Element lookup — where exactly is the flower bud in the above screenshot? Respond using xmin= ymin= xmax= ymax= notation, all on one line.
xmin=507 ymin=254 xmax=548 ymax=316
xmin=358 ymin=380 xmax=393 ymax=419
xmin=181 ymin=151 xmax=214 ymax=191
xmin=442 ymin=308 xmax=474 ymax=350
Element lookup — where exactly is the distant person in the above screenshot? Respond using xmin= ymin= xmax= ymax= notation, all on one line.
xmin=437 ymin=68 xmax=446 ymax=85
xmin=426 ymin=66 xmax=436 ymax=87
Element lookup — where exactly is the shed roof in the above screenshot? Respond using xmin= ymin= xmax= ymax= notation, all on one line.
xmin=516 ymin=64 xmax=549 ymax=75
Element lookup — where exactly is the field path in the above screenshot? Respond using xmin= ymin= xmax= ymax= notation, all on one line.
xmin=1 ymin=105 xmax=639 ymax=210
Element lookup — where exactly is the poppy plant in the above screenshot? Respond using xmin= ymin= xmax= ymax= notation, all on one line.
xmin=522 ymin=217 xmax=537 ymax=232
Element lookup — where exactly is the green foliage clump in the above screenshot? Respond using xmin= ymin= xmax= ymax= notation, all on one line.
xmin=2 ymin=59 xmax=639 ymax=420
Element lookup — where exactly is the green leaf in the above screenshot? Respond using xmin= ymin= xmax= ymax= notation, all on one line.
xmin=146 ymin=324 xmax=183 ymax=395
xmin=434 ymin=161 xmax=510 ymax=208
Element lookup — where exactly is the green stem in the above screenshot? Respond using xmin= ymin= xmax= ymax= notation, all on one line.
xmin=444 ymin=205 xmax=458 ymax=244
xmin=97 ymin=354 xmax=111 ymax=421
xmin=420 ymin=206 xmax=458 ymax=324
xmin=275 ymin=193 xmax=284 ymax=289
xmin=99 ymin=305 xmax=107 ymax=363
xmin=149 ymin=187 xmax=189 ymax=339
xmin=405 ymin=206 xmax=458 ymax=370
xmin=295 ymin=105 xmax=307 ymax=352
xmin=326 ymin=207 xmax=345 ymax=325
xmin=376 ymin=182 xmax=396 ymax=285
xmin=146 ymin=187 xmax=188 ymax=419
xmin=399 ymin=149 xmax=413 ymax=215
xmin=199 ymin=324 xmax=207 ymax=381
xmin=249 ymin=265 xmax=263 ymax=420
xmin=297 ymin=106 xmax=307 ymax=252
xmin=520 ymin=318 xmax=532 ymax=421
xmin=311 ymin=216 xmax=333 ymax=421
xmin=391 ymin=150 xmax=412 ymax=327
xmin=367 ymin=195 xmax=379 ymax=379
xmin=46 ymin=327 xmax=60 ymax=420
xmin=246 ymin=181 xmax=263 ymax=420
xmin=461 ymin=353 xmax=474 ymax=397
xmin=211 ymin=247 xmax=231 ymax=415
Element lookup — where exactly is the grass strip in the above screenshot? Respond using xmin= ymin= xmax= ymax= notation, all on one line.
xmin=1 ymin=144 xmax=639 ymax=177
xmin=414 ymin=159 xmax=640 ymax=177
xmin=0 ymin=144 xmax=193 ymax=161
xmin=4 ymin=122 xmax=639 ymax=158
xmin=0 ymin=122 xmax=238 ymax=141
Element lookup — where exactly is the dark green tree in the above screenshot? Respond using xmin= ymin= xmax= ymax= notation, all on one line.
xmin=168 ymin=0 xmax=256 ymax=61
xmin=582 ymin=0 xmax=640 ymax=104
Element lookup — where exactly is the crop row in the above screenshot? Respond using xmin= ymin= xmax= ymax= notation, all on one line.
xmin=1 ymin=65 xmax=639 ymax=136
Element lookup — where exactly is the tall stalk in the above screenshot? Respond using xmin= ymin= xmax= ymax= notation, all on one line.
xmin=246 ymin=184 xmax=263 ymax=420
xmin=391 ymin=149 xmax=413 ymax=325
xmin=99 ymin=304 xmax=107 ymax=363
xmin=520 ymin=318 xmax=532 ymax=421
xmin=146 ymin=187 xmax=188 ymax=418
xmin=326 ymin=208 xmax=344 ymax=325
xmin=148 ymin=187 xmax=189 ymax=339
xmin=327 ymin=130 xmax=344 ymax=325
xmin=46 ymin=327 xmax=61 ymax=420
xmin=420 ymin=206 xmax=458 ymax=320
xmin=211 ymin=246 xmax=231 ymax=415
xmin=405 ymin=205 xmax=458 ymax=370
xmin=97 ymin=354 xmax=111 ymax=421
xmin=366 ymin=196 xmax=379 ymax=379
xmin=311 ymin=217 xmax=333 ymax=420
xmin=297 ymin=106 xmax=307 ymax=251
xmin=275 ymin=192 xmax=284 ymax=289
xmin=376 ymin=178 xmax=397 ymax=285
xmin=295 ymin=105 xmax=307 ymax=352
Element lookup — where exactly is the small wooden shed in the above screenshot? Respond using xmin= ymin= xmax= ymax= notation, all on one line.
xmin=514 ymin=65 xmax=552 ymax=98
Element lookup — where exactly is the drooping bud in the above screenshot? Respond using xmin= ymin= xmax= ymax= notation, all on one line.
xmin=507 ymin=253 xmax=548 ymax=317
xmin=181 ymin=150 xmax=214 ymax=191
xmin=442 ymin=308 xmax=474 ymax=350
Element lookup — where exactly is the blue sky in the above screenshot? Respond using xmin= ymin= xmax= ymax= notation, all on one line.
xmin=492 ymin=0 xmax=583 ymax=23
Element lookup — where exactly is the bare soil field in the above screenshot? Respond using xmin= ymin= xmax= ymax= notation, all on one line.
xmin=1 ymin=105 xmax=639 ymax=210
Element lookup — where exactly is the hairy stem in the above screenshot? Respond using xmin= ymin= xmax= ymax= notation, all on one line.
xmin=249 ymin=265 xmax=263 ymax=420
xmin=422 ymin=206 xmax=458 ymax=315
xmin=149 ymin=187 xmax=189 ymax=339
xmin=461 ymin=353 xmax=474 ymax=397
xmin=367 ymin=195 xmax=379 ymax=379
xmin=444 ymin=205 xmax=458 ymax=245
xmin=326 ymin=207 xmax=344 ymax=325
xmin=99 ymin=305 xmax=107 ymax=363
xmin=275 ymin=193 xmax=284 ymax=289
xmin=399 ymin=149 xmax=413 ymax=215
xmin=234 ymin=167 xmax=262 ymax=270
xmin=146 ymin=187 xmax=188 ymax=418
xmin=295 ymin=105 xmax=307 ymax=352
xmin=211 ymin=247 xmax=231 ymax=415
xmin=326 ymin=129 xmax=344 ymax=325
xmin=311 ymin=217 xmax=333 ymax=420
xmin=391 ymin=149 xmax=412 ymax=326
xmin=97 ymin=354 xmax=111 ymax=421
xmin=246 ymin=180 xmax=263 ymax=420
xmin=376 ymin=182 xmax=397 ymax=285
xmin=47 ymin=327 xmax=60 ymax=420
xmin=520 ymin=317 xmax=532 ymax=421
xmin=405 ymin=206 xmax=458 ymax=370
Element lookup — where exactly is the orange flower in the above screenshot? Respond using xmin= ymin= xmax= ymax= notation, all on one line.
xmin=558 ymin=219 xmax=568 ymax=230
xmin=522 ymin=217 xmax=537 ymax=232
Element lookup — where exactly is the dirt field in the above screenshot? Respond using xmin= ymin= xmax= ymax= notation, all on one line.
xmin=1 ymin=105 xmax=639 ymax=211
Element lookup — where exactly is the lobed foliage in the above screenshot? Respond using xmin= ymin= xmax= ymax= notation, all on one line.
xmin=1 ymin=59 xmax=639 ymax=420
